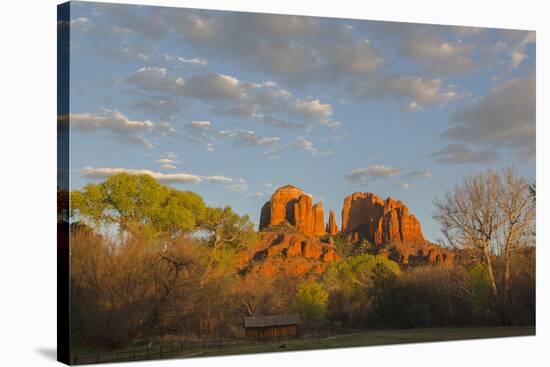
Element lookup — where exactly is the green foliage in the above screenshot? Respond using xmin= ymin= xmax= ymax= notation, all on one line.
xmin=294 ymin=282 xmax=329 ymax=323
xmin=323 ymin=254 xmax=400 ymax=297
xmin=262 ymin=221 xmax=297 ymax=233
xmin=71 ymin=173 xmax=207 ymax=238
xmin=200 ymin=206 xmax=258 ymax=252
xmin=331 ymin=233 xmax=373 ymax=258
xmin=468 ymin=263 xmax=495 ymax=319
xmin=322 ymin=254 xmax=400 ymax=325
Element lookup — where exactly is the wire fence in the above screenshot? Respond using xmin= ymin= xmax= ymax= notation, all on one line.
xmin=71 ymin=333 xmax=335 ymax=365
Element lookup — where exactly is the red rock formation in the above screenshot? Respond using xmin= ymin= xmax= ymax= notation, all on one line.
xmin=259 ymin=185 xmax=325 ymax=237
xmin=327 ymin=210 xmax=339 ymax=236
xmin=375 ymin=242 xmax=455 ymax=266
xmin=240 ymin=232 xmax=340 ymax=277
xmin=341 ymin=192 xmax=424 ymax=245
xmin=313 ymin=203 xmax=325 ymax=236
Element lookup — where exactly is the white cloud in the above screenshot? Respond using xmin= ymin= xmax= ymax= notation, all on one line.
xmin=156 ymin=158 xmax=175 ymax=164
xmin=82 ymin=166 xmax=235 ymax=185
xmin=510 ymin=51 xmax=527 ymax=69
xmin=178 ymin=57 xmax=207 ymax=66
xmin=69 ymin=110 xmax=153 ymax=132
xmin=184 ymin=120 xmax=212 ymax=141
xmin=321 ymin=39 xmax=384 ymax=78
xmin=348 ymin=75 xmax=461 ymax=109
xmin=440 ymin=73 xmax=535 ymax=161
xmin=405 ymin=170 xmax=433 ymax=179
xmin=82 ymin=166 xmax=202 ymax=184
xmin=345 ymin=165 xmax=401 ymax=184
xmin=401 ymin=37 xmax=475 ymax=75
xmin=62 ymin=111 xmax=166 ymax=148
xmin=71 ymin=17 xmax=95 ymax=32
xmin=127 ymin=68 xmax=337 ymax=130
xmin=398 ymin=183 xmax=412 ymax=189
xmin=291 ymin=137 xmax=333 ymax=157
xmin=203 ymin=175 xmax=233 ymax=183
xmin=223 ymin=130 xmax=281 ymax=147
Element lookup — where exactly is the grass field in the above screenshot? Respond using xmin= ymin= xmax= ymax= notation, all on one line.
xmin=178 ymin=326 xmax=535 ymax=358
xmin=71 ymin=326 xmax=535 ymax=363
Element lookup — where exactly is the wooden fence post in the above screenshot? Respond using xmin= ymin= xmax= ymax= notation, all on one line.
xmin=159 ymin=344 xmax=163 ymax=358
xmin=146 ymin=347 xmax=150 ymax=360
xmin=133 ymin=348 xmax=136 ymax=361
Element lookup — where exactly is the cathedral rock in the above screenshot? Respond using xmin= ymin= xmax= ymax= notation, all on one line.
xmin=259 ymin=185 xmax=325 ymax=237
xmin=341 ymin=192 xmax=424 ymax=245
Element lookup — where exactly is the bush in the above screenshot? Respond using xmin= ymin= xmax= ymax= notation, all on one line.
xmin=294 ymin=282 xmax=329 ymax=325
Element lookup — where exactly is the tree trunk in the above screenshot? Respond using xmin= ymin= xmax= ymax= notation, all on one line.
xmin=502 ymin=241 xmax=512 ymax=325
xmin=482 ymin=243 xmax=499 ymax=301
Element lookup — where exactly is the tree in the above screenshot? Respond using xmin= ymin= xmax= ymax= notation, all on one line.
xmin=294 ymin=282 xmax=329 ymax=323
xmin=433 ymin=168 xmax=535 ymax=323
xmin=71 ymin=173 xmax=207 ymax=240
xmin=433 ymin=170 xmax=501 ymax=301
xmin=497 ymin=168 xmax=535 ymax=322
xmin=199 ymin=206 xmax=257 ymax=273
xmin=322 ymin=254 xmax=400 ymax=324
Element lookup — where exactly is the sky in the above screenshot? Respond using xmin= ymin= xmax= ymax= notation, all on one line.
xmin=65 ymin=1 xmax=536 ymax=242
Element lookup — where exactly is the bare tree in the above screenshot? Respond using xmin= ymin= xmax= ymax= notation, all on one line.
xmin=433 ymin=170 xmax=502 ymax=301
xmin=497 ymin=168 xmax=535 ymax=319
xmin=433 ymin=168 xmax=535 ymax=323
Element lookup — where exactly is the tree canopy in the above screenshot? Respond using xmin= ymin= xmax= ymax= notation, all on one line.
xmin=71 ymin=173 xmax=207 ymax=238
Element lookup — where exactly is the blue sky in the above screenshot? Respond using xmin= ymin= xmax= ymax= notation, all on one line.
xmin=66 ymin=1 xmax=536 ymax=242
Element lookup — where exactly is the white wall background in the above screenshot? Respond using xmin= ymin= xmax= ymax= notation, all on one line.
xmin=0 ymin=0 xmax=546 ymax=366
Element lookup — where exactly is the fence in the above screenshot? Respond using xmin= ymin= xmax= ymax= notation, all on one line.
xmin=71 ymin=332 xmax=336 ymax=365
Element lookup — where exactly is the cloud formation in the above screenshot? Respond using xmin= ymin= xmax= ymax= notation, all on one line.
xmin=291 ymin=137 xmax=333 ymax=157
xmin=221 ymin=130 xmax=281 ymax=147
xmin=82 ymin=166 xmax=234 ymax=185
xmin=61 ymin=111 xmax=169 ymax=148
xmin=348 ymin=74 xmax=461 ymax=109
xmin=127 ymin=68 xmax=339 ymax=129
xmin=345 ymin=165 xmax=401 ymax=184
xmin=432 ymin=144 xmax=499 ymax=164
xmin=436 ymin=73 xmax=535 ymax=163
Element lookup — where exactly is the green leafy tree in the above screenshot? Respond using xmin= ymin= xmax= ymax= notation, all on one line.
xmin=323 ymin=254 xmax=400 ymax=324
xmin=294 ymin=282 xmax=329 ymax=323
xmin=200 ymin=206 xmax=257 ymax=253
xmin=71 ymin=173 xmax=207 ymax=239
xmin=323 ymin=254 xmax=400 ymax=297
xmin=198 ymin=206 xmax=258 ymax=274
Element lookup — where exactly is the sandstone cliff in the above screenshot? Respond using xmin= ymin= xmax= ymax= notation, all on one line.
xmin=239 ymin=232 xmax=340 ymax=277
xmin=327 ymin=209 xmax=339 ymax=236
xmin=259 ymin=185 xmax=325 ymax=237
xmin=341 ymin=192 xmax=424 ymax=245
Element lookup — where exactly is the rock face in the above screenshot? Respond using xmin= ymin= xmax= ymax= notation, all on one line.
xmin=239 ymin=232 xmax=340 ymax=277
xmin=374 ymin=242 xmax=454 ymax=266
xmin=259 ymin=185 xmax=325 ymax=237
xmin=327 ymin=210 xmax=339 ymax=236
xmin=341 ymin=192 xmax=424 ymax=245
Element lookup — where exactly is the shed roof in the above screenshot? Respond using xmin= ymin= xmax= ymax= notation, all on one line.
xmin=244 ymin=313 xmax=300 ymax=328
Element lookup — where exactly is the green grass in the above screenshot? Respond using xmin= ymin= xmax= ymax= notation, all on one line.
xmin=178 ymin=326 xmax=535 ymax=358
xmin=71 ymin=326 xmax=535 ymax=363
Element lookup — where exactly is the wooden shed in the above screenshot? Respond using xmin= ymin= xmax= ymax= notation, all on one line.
xmin=244 ymin=314 xmax=300 ymax=340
